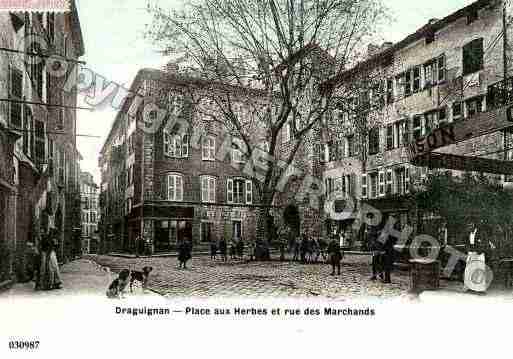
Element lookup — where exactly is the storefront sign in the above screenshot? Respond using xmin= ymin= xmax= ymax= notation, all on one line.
xmin=413 ymin=152 xmax=513 ymax=175
xmin=409 ymin=105 xmax=513 ymax=159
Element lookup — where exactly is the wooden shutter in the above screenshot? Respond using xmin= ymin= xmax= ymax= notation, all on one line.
xmin=227 ymin=179 xmax=234 ymax=203
xmin=405 ymin=166 xmax=411 ymax=194
xmin=168 ymin=175 xmax=174 ymax=200
xmin=163 ymin=131 xmax=169 ymax=155
xmin=378 ymin=170 xmax=385 ymax=197
xmin=386 ymin=169 xmax=393 ymax=195
xmin=245 ymin=180 xmax=253 ymax=204
xmin=182 ymin=134 xmax=189 ymax=157
xmin=176 ymin=175 xmax=183 ymax=201
xmin=201 ymin=177 xmax=208 ymax=202
xmin=209 ymin=177 xmax=216 ymax=203
xmin=361 ymin=174 xmax=368 ymax=199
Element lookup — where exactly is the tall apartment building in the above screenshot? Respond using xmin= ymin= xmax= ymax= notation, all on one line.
xmin=99 ymin=68 xmax=269 ymax=254
xmin=0 ymin=2 xmax=84 ymax=287
xmin=80 ymin=171 xmax=99 ymax=254
xmin=319 ymin=0 xmax=513 ymax=248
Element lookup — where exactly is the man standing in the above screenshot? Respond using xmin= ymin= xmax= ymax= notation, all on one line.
xmin=219 ymin=237 xmax=227 ymax=262
xmin=327 ymin=235 xmax=342 ymax=275
xmin=368 ymin=225 xmax=383 ymax=281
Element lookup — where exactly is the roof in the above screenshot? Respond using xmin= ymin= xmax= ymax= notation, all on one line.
xmin=322 ymin=0 xmax=494 ymax=90
xmin=69 ymin=0 xmax=85 ymax=57
xmin=99 ymin=68 xmax=272 ymax=156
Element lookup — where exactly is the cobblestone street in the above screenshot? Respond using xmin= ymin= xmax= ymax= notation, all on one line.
xmin=88 ymin=254 xmax=411 ymax=299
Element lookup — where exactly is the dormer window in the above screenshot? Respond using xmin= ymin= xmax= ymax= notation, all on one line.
xmin=467 ymin=9 xmax=479 ymax=25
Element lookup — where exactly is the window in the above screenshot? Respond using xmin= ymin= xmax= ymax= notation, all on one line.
xmin=386 ymin=125 xmax=394 ymax=151
xmin=413 ymin=66 xmax=421 ymax=92
xmin=201 ymin=176 xmax=216 ymax=203
xmin=463 ymin=38 xmax=484 ymax=76
xmin=425 ymin=30 xmax=435 ymax=45
xmin=452 ymin=101 xmax=463 ymax=121
xmin=232 ymin=138 xmax=245 ymax=164
xmin=361 ymin=174 xmax=367 ymax=199
xmin=368 ymin=128 xmax=380 ymax=155
xmin=9 ymin=66 xmax=22 ymax=127
xmin=47 ymin=13 xmax=55 ymax=43
xmin=232 ymin=221 xmax=242 ymax=240
xmin=378 ymin=171 xmax=385 ymax=197
xmin=29 ymin=42 xmax=44 ymax=100
xmin=399 ymin=119 xmax=409 ymax=146
xmin=467 ymin=8 xmax=479 ymax=25
xmin=466 ymin=96 xmax=483 ymax=118
xmin=227 ymin=178 xmax=250 ymax=204
xmin=35 ymin=120 xmax=45 ymax=163
xmin=202 ymin=135 xmax=216 ymax=160
xmin=504 ymin=128 xmax=513 ymax=182
xmin=325 ymin=177 xmax=334 ymax=197
xmin=386 ymin=169 xmax=393 ymax=195
xmin=23 ymin=106 xmax=33 ymax=157
xmin=437 ymin=55 xmax=446 ymax=82
xmin=167 ymin=174 xmax=183 ymax=201
xmin=386 ymin=78 xmax=394 ymax=104
xmin=412 ymin=115 xmax=424 ymax=140
xmin=424 ymin=61 xmax=436 ymax=88
xmin=369 ymin=172 xmax=378 ymax=199
xmin=404 ymin=70 xmax=412 ymax=97
xmin=437 ymin=107 xmax=448 ymax=127
xmin=164 ymin=131 xmax=189 ymax=158
xmin=201 ymin=222 xmax=213 ymax=243
xmin=347 ymin=135 xmax=356 ymax=157
xmin=424 ymin=110 xmax=437 ymax=135
xmin=245 ymin=180 xmax=253 ymax=204
xmin=57 ymin=93 xmax=64 ymax=130
xmin=395 ymin=167 xmax=406 ymax=195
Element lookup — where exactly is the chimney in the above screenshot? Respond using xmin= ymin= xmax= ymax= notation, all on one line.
xmin=367 ymin=43 xmax=380 ymax=58
xmin=381 ymin=42 xmax=393 ymax=51
xmin=428 ymin=18 xmax=439 ymax=25
xmin=163 ymin=62 xmax=180 ymax=73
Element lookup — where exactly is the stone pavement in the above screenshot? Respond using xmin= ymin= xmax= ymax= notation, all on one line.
xmin=0 ymin=258 xmax=159 ymax=299
xmin=87 ymin=254 xmax=412 ymax=300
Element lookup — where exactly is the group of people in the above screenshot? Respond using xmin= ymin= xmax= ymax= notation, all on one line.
xmin=210 ymin=238 xmax=253 ymax=262
xmin=289 ymin=236 xmax=329 ymax=264
xmin=26 ymin=235 xmax=63 ymax=291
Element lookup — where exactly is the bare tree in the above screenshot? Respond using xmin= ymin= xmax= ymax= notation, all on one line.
xmin=145 ymin=0 xmax=388 ymax=242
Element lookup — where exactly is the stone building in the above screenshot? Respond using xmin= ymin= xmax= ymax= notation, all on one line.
xmin=0 ymin=2 xmax=84 ymax=287
xmin=318 ymin=0 xmax=513 ymax=248
xmin=80 ymin=171 xmax=99 ymax=254
xmin=99 ymin=68 xmax=269 ymax=254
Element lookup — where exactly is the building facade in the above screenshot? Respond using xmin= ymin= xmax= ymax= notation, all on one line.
xmin=80 ymin=171 xmax=99 ymax=254
xmin=0 ymin=2 xmax=84 ymax=287
xmin=99 ymin=69 xmax=269 ymax=254
xmin=319 ymin=0 xmax=513 ymax=248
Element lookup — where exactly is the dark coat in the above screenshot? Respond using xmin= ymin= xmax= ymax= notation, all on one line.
xmin=219 ymin=239 xmax=227 ymax=254
xmin=327 ymin=240 xmax=342 ymax=262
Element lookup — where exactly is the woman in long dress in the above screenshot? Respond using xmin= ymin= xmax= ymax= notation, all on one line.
xmin=38 ymin=237 xmax=63 ymax=290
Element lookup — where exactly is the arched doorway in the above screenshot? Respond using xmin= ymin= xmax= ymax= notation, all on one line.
xmin=283 ymin=204 xmax=301 ymax=237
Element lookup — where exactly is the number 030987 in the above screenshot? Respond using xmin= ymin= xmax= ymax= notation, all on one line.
xmin=8 ymin=340 xmax=40 ymax=350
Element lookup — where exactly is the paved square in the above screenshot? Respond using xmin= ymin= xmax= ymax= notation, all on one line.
xmin=89 ymin=254 xmax=411 ymax=299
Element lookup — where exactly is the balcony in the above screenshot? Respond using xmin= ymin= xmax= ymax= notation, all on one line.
xmin=487 ymin=76 xmax=513 ymax=111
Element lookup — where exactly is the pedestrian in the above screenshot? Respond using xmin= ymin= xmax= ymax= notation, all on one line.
xmin=25 ymin=242 xmax=40 ymax=284
xmin=300 ymin=235 xmax=309 ymax=264
xmin=38 ymin=235 xmax=63 ymax=290
xmin=292 ymin=236 xmax=300 ymax=262
xmin=229 ymin=239 xmax=237 ymax=260
xmin=318 ymin=237 xmax=328 ymax=262
xmin=368 ymin=225 xmax=384 ymax=281
xmin=177 ymin=239 xmax=189 ymax=269
xmin=248 ymin=240 xmax=256 ymax=261
xmin=219 ymin=237 xmax=227 ymax=262
xmin=210 ymin=239 xmax=218 ymax=260
xmin=236 ymin=238 xmax=244 ymax=260
xmin=135 ymin=235 xmax=142 ymax=257
xmin=382 ymin=233 xmax=395 ymax=284
xmin=310 ymin=238 xmax=320 ymax=263
xmin=327 ymin=235 xmax=342 ymax=275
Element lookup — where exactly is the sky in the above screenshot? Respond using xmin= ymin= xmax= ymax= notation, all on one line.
xmin=74 ymin=0 xmax=477 ymax=184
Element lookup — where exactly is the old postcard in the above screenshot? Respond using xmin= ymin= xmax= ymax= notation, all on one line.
xmin=0 ymin=0 xmax=512 ymax=357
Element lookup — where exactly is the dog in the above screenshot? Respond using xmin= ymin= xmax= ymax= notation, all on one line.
xmin=106 ymin=269 xmax=130 ymax=298
xmin=129 ymin=266 xmax=153 ymax=293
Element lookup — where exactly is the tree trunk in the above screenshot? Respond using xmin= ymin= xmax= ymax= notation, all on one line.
xmin=256 ymin=194 xmax=274 ymax=261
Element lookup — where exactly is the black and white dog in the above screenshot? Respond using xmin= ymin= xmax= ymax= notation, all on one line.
xmin=129 ymin=266 xmax=153 ymax=292
xmin=106 ymin=269 xmax=130 ymax=298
